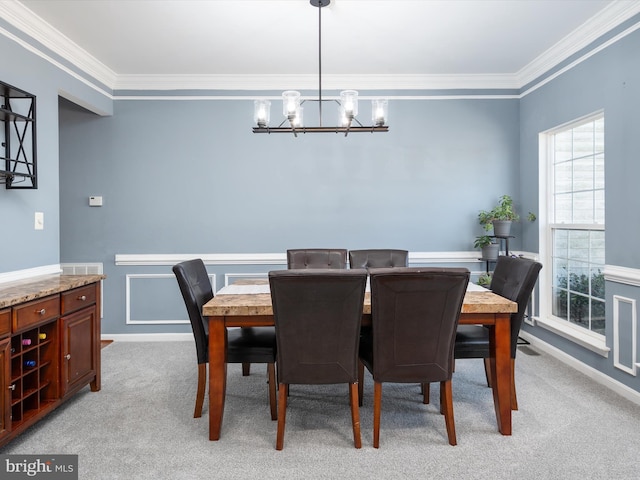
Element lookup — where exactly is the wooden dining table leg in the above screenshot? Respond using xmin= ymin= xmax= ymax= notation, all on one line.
xmin=489 ymin=313 xmax=512 ymax=435
xmin=208 ymin=315 xmax=227 ymax=440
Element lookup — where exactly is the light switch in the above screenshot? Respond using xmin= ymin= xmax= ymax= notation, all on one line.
xmin=89 ymin=196 xmax=103 ymax=207
xmin=35 ymin=211 xmax=44 ymax=230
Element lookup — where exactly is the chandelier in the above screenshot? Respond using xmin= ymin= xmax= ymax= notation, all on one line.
xmin=252 ymin=0 xmax=389 ymax=137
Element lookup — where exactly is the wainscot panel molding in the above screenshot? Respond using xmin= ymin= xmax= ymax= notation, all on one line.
xmin=125 ymin=273 xmax=216 ymax=325
xmin=115 ymin=251 xmax=481 ymax=267
xmin=605 ymin=264 xmax=640 ymax=287
xmin=115 ymin=253 xmax=287 ymax=266
xmin=408 ymin=251 xmax=479 ymax=263
xmin=613 ymin=295 xmax=638 ymax=376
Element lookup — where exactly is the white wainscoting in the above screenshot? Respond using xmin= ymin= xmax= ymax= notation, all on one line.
xmin=113 ymin=251 xmax=540 ymax=329
xmin=115 ymin=251 xmax=487 ymax=327
xmin=612 ymin=295 xmax=637 ymax=376
xmin=114 ymin=251 xmax=482 ymax=267
xmin=125 ymin=273 xmax=216 ymax=325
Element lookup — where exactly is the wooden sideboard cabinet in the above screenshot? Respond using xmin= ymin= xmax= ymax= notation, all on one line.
xmin=0 ymin=275 xmax=104 ymax=447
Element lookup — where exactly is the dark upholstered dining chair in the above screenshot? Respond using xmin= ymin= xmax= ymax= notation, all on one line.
xmin=454 ymin=255 xmax=542 ymax=410
xmin=348 ymin=249 xmax=409 ymax=269
xmin=269 ymin=268 xmax=368 ymax=450
xmin=359 ymin=267 xmax=470 ymax=447
xmin=286 ymin=248 xmax=347 ymax=269
xmin=173 ymin=259 xmax=277 ymax=420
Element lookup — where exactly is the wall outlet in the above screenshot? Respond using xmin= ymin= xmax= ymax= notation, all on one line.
xmin=35 ymin=211 xmax=44 ymax=230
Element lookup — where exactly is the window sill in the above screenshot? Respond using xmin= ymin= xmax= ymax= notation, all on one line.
xmin=533 ymin=316 xmax=610 ymax=357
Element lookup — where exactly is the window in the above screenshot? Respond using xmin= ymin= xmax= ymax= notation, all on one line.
xmin=545 ymin=114 xmax=605 ymax=337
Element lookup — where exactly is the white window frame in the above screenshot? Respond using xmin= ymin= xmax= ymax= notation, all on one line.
xmin=536 ymin=111 xmax=610 ymax=357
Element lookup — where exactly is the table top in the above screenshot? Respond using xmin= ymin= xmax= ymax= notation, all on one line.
xmin=203 ymin=279 xmax=517 ymax=317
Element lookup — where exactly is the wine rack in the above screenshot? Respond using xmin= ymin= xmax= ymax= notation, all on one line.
xmin=9 ymin=320 xmax=59 ymax=428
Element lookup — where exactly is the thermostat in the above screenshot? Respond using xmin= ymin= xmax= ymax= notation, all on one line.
xmin=89 ymin=196 xmax=103 ymax=207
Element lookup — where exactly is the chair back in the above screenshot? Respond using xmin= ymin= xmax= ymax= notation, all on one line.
xmin=349 ymin=249 xmax=408 ymax=269
xmin=286 ymin=249 xmax=347 ymax=269
xmin=489 ymin=256 xmax=542 ymax=358
xmin=172 ymin=259 xmax=212 ymax=364
xmin=269 ymin=269 xmax=368 ymax=385
xmin=367 ymin=267 xmax=470 ymax=383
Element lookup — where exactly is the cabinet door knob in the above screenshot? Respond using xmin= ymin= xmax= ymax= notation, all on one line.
xmin=37 ymin=308 xmax=46 ymax=315
xmin=65 ymin=354 xmax=71 ymax=360
xmin=78 ymin=295 xmax=87 ymax=301
xmin=9 ymin=384 xmax=16 ymax=391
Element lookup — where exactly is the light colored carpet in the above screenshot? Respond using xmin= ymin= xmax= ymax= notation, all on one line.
xmin=2 ymin=341 xmax=638 ymax=479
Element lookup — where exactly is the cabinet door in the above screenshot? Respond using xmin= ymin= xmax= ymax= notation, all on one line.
xmin=0 ymin=337 xmax=10 ymax=441
xmin=60 ymin=307 xmax=96 ymax=397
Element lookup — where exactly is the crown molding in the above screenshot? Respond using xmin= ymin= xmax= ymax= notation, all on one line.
xmin=2 ymin=0 xmax=640 ymax=92
xmin=0 ymin=0 xmax=117 ymax=87
xmin=517 ymin=0 xmax=640 ymax=86
xmin=112 ymin=72 xmax=521 ymax=92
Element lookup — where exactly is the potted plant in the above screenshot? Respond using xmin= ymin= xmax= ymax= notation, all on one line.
xmin=478 ymin=194 xmax=520 ymax=236
xmin=474 ymin=235 xmax=499 ymax=261
xmin=477 ymin=272 xmax=492 ymax=288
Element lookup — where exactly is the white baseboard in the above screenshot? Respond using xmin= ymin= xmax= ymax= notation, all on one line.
xmin=520 ymin=331 xmax=640 ymax=407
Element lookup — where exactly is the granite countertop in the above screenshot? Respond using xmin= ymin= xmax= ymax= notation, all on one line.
xmin=0 ymin=274 xmax=106 ymax=309
xmin=203 ymin=289 xmax=517 ymax=317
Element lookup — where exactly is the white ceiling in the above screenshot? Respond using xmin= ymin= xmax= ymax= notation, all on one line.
xmin=7 ymin=0 xmax=640 ymax=90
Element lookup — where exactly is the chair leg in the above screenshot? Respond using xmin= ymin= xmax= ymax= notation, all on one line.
xmin=194 ymin=363 xmax=206 ymax=418
xmin=373 ymin=381 xmax=382 ymax=448
xmin=276 ymin=383 xmax=288 ymax=450
xmin=242 ymin=362 xmax=250 ymax=376
xmin=349 ymin=383 xmax=362 ymax=449
xmin=268 ymin=363 xmax=277 ymax=420
xmin=440 ymin=380 xmax=457 ymax=446
xmin=358 ymin=361 xmax=365 ymax=406
xmin=511 ymin=358 xmax=518 ymax=410
xmin=484 ymin=358 xmax=492 ymax=387
xmin=422 ymin=383 xmax=430 ymax=404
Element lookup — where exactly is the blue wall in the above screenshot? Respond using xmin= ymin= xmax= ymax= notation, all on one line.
xmin=519 ymin=22 xmax=640 ymax=393
xmin=0 ymin=17 xmax=111 ymax=273
xmin=58 ymin=96 xmax=520 ymax=334
xmin=59 ymin=98 xmax=520 ymax=254
xmin=2 ymin=10 xmax=640 ymax=394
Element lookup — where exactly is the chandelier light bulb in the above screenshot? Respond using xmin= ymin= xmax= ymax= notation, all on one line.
xmin=340 ymin=90 xmax=358 ymax=118
xmin=282 ymin=90 xmax=301 ymax=119
xmin=253 ymin=100 xmax=271 ymax=127
xmin=372 ymin=99 xmax=388 ymax=126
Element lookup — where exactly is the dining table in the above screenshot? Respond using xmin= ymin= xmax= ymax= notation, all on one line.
xmin=203 ymin=278 xmax=517 ymax=441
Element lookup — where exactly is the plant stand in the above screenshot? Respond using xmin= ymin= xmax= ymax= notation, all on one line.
xmin=494 ymin=235 xmax=514 ymax=256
